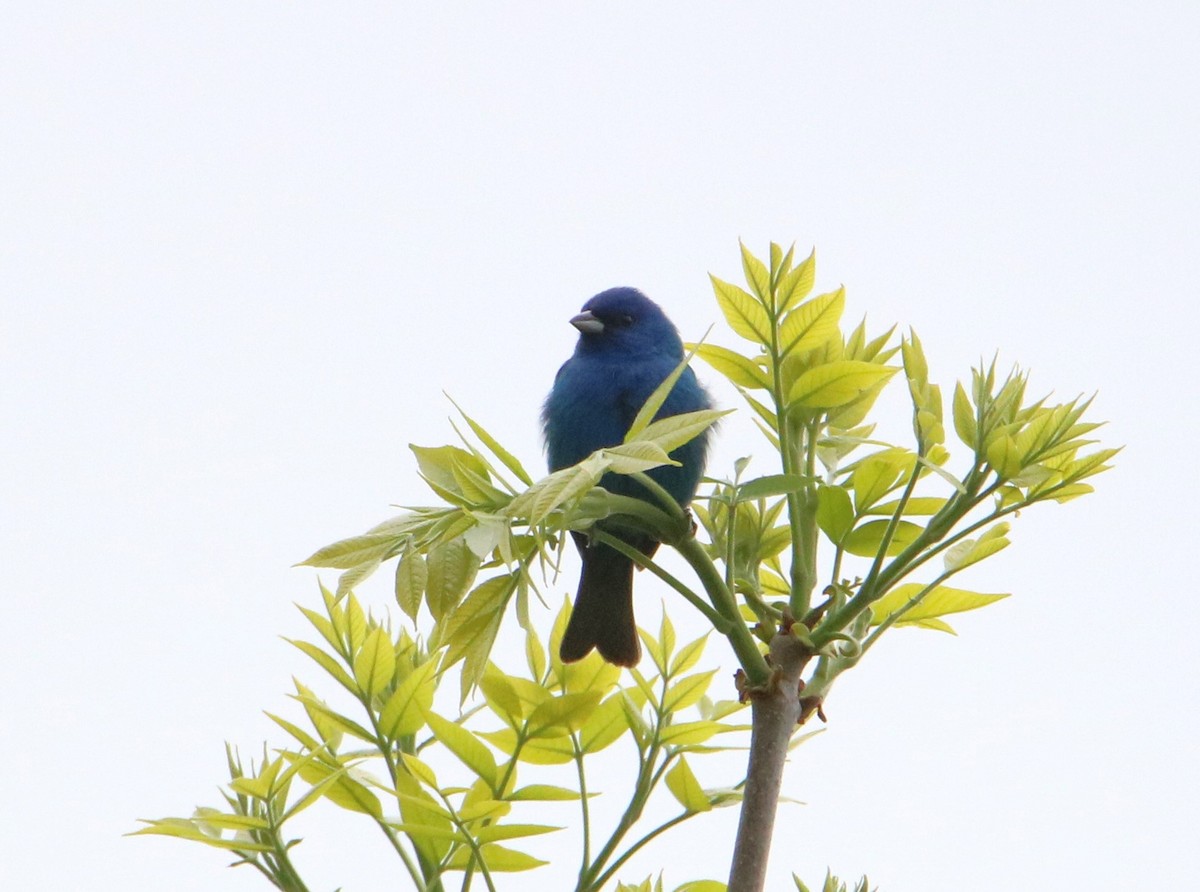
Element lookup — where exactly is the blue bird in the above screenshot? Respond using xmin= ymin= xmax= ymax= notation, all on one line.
xmin=543 ymin=287 xmax=712 ymax=666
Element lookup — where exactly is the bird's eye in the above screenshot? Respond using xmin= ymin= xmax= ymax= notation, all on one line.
xmin=619 ymin=313 xmax=634 ymax=326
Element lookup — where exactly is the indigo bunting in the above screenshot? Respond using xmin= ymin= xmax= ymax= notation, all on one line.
xmin=543 ymin=287 xmax=712 ymax=666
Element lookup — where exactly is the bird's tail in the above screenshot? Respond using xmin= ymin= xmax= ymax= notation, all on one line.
xmin=560 ymin=538 xmax=640 ymax=667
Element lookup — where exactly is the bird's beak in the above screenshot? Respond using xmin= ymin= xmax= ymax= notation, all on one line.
xmin=570 ymin=310 xmax=604 ymax=335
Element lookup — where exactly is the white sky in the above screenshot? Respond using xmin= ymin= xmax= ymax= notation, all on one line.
xmin=2 ymin=4 xmax=1196 ymax=890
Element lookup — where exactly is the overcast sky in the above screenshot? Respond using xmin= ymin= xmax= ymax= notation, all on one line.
xmin=3 ymin=4 xmax=1196 ymax=890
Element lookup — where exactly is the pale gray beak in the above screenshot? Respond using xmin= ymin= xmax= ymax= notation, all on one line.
xmin=570 ymin=310 xmax=605 ymax=335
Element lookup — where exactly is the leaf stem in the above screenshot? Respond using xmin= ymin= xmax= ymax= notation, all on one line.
xmin=592 ymin=530 xmax=731 ymax=633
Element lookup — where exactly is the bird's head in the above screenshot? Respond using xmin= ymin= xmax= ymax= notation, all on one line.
xmin=569 ymin=287 xmax=683 ymax=358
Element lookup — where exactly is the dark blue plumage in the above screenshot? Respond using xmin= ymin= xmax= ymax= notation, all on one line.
xmin=543 ymin=287 xmax=712 ymax=665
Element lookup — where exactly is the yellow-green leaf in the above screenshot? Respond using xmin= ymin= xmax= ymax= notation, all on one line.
xmin=710 ymin=275 xmax=772 ymax=345
xmin=842 ymin=519 xmax=923 ymax=557
xmin=633 ymin=409 xmax=731 ymax=455
xmin=660 ymin=720 xmax=728 ymax=746
xmin=298 ymin=532 xmax=399 ymax=570
xmin=851 ymin=451 xmax=909 ymax=512
xmin=480 ymin=666 xmax=525 ymax=726
xmin=986 ymin=434 xmax=1024 ymax=478
xmin=777 ymin=247 xmax=816 ymax=313
xmin=815 ymin=484 xmax=854 ymax=544
xmin=395 ymin=551 xmax=427 ymax=621
xmin=953 ymin=381 xmax=977 ymax=448
xmin=870 ymin=583 xmax=1009 ymax=627
xmin=943 ymin=522 xmax=1011 ymax=571
xmin=789 ymin=361 xmax=897 ymax=409
xmin=778 ymin=287 xmax=844 ymax=356
xmin=479 ymin=729 xmax=574 ymax=765
xmin=507 ymin=784 xmax=581 ymax=801
xmin=286 ymin=639 xmax=357 ymax=694
xmin=400 ymin=753 xmax=439 ymax=788
xmin=440 ymin=573 xmax=518 ymax=699
xmin=669 ymin=634 xmax=709 ymax=676
xmin=353 ymin=626 xmax=396 ymax=699
xmin=475 ymin=823 xmax=562 ymax=843
xmin=579 ymin=694 xmax=631 ymax=754
xmin=289 ymin=755 xmax=382 ymax=817
xmin=425 ymin=538 xmax=480 ymax=622
xmin=864 ymin=496 xmax=948 ymax=516
xmin=665 ymin=757 xmax=712 ymax=813
xmin=446 ymin=843 xmax=548 ymax=872
xmin=740 ymin=240 xmax=772 ymax=306
xmin=451 ymin=399 xmax=534 ymax=486
xmin=663 ymin=670 xmax=718 ymax=714
xmin=691 ymin=343 xmax=771 ymax=389
xmin=426 ymin=712 xmax=498 ymax=788
xmin=528 ymin=691 xmax=604 ymax=738
xmin=379 ymin=659 xmax=438 ymax=738
xmin=128 ymin=819 xmax=273 ymax=852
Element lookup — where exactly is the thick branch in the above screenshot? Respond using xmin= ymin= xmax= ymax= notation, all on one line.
xmin=727 ymin=631 xmax=811 ymax=892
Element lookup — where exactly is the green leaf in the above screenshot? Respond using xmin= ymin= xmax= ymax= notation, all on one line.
xmin=353 ymin=626 xmax=396 ymax=699
xmin=870 ymin=583 xmax=1009 ymax=627
xmin=953 ymin=381 xmax=977 ymax=448
xmin=663 ymin=670 xmax=718 ymax=714
xmin=842 ymin=519 xmax=923 ymax=557
xmin=669 ymin=634 xmax=709 ymax=676
xmin=425 ymin=537 xmax=480 ymax=622
xmin=394 ymin=770 xmax=453 ymax=861
xmin=625 ymin=338 xmax=709 ymax=443
xmin=425 ymin=712 xmax=499 ymax=788
xmin=286 ymin=639 xmax=358 ymax=694
xmin=450 ymin=399 xmax=534 ymax=486
xmin=579 ymin=693 xmax=631 ymax=754
xmin=445 ymin=843 xmax=548 ymax=872
xmin=336 ymin=558 xmax=381 ymax=598
xmin=790 ymin=361 xmax=897 ymax=409
xmin=943 ymin=523 xmax=1010 ymax=571
xmin=527 ymin=691 xmax=604 ymax=737
xmin=379 ymin=659 xmax=438 ymax=739
xmin=710 ymin=274 xmax=772 ymax=345
xmin=507 ymin=784 xmax=581 ymax=801
xmin=441 ymin=573 xmax=519 ymax=700
xmin=675 ymin=881 xmax=728 ymax=892
xmin=690 ymin=343 xmax=771 ymax=389
xmin=128 ymin=819 xmax=273 ymax=853
xmin=986 ymin=433 xmax=1024 ymax=478
xmin=480 ymin=729 xmax=574 ymax=765
xmin=560 ymin=649 xmax=622 ymax=696
xmin=395 ymin=550 xmax=428 ymax=621
xmin=736 ymin=474 xmax=810 ymax=501
xmin=665 ymin=757 xmax=712 ymax=813
xmin=659 ymin=720 xmax=732 ymax=746
xmin=475 ymin=823 xmax=562 ymax=843
xmin=345 ymin=592 xmax=367 ymax=652
xmin=525 ymin=630 xmax=546 ymax=683
xmin=287 ymin=753 xmax=382 ymax=817
xmin=777 ymin=247 xmax=816 ymax=313
xmin=779 ymin=287 xmax=844 ymax=356
xmin=291 ymin=694 xmax=375 ymax=744
xmin=815 ymin=484 xmax=854 ymax=545
xmin=400 ymin=753 xmax=439 ymax=788
xmin=411 ymin=444 xmax=491 ymax=498
xmin=266 ymin=712 xmax=321 ymax=751
xmin=851 ymin=451 xmax=909 ymax=512
xmin=298 ymin=532 xmax=399 ymax=570
xmin=633 ymin=408 xmax=731 ymax=455
xmin=480 ymin=665 xmax=526 ymax=726
xmin=740 ymin=240 xmax=772 ymax=307
xmin=863 ymin=496 xmax=947 ymax=516
xmin=605 ymin=440 xmax=678 ymax=474
xmin=508 ymin=455 xmax=607 ymax=524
